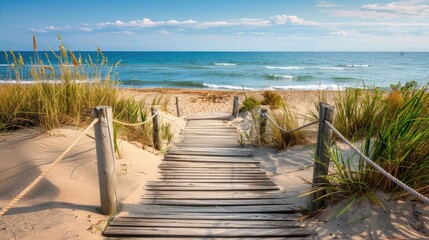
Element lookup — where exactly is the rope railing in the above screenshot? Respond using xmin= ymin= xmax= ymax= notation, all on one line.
xmin=324 ymin=120 xmax=429 ymax=205
xmin=112 ymin=112 xmax=159 ymax=127
xmin=261 ymin=109 xmax=318 ymax=134
xmin=265 ymin=114 xmax=318 ymax=134
xmin=0 ymin=118 xmax=100 ymax=216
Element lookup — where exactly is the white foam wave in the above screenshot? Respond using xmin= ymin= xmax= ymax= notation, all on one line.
xmin=214 ymin=63 xmax=237 ymax=66
xmin=345 ymin=64 xmax=370 ymax=67
xmin=0 ymin=64 xmax=10 ymax=67
xmin=203 ymin=83 xmax=255 ymax=90
xmin=203 ymin=82 xmax=344 ymax=91
xmin=270 ymin=84 xmax=344 ymax=90
xmin=269 ymin=74 xmax=294 ymax=79
xmin=263 ymin=66 xmax=302 ymax=70
xmin=319 ymin=67 xmax=345 ymax=70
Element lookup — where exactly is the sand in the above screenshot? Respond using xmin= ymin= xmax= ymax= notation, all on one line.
xmin=0 ymin=88 xmax=428 ymax=239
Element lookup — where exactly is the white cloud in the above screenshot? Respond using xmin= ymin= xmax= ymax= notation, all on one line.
xmin=270 ymin=15 xmax=319 ymax=26
xmin=96 ymin=18 xmax=197 ymax=28
xmin=31 ymin=25 xmax=61 ymax=33
xmin=199 ymin=18 xmax=270 ymax=28
xmin=29 ymin=13 xmax=429 ymax=39
xmin=78 ymin=27 xmax=94 ymax=32
xmin=360 ymin=2 xmax=429 ymax=16
xmin=328 ymin=1 xmax=429 ymax=18
xmin=317 ymin=1 xmax=343 ymax=7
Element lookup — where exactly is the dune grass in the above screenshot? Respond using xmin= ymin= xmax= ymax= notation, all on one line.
xmin=268 ymin=104 xmax=307 ymax=151
xmin=261 ymin=91 xmax=283 ymax=109
xmin=0 ymin=35 xmax=172 ymax=154
xmin=318 ymin=84 xmax=429 ymax=208
xmin=239 ymin=94 xmax=261 ymax=112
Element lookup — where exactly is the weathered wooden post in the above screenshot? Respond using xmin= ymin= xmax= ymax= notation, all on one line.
xmin=151 ymin=106 xmax=162 ymax=151
xmin=232 ymin=96 xmax=239 ymax=118
xmin=175 ymin=97 xmax=180 ymax=117
xmin=93 ymin=106 xmax=118 ymax=215
xmin=308 ymin=102 xmax=335 ymax=212
xmin=259 ymin=107 xmax=268 ymax=142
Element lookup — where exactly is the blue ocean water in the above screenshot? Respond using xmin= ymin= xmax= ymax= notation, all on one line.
xmin=1 ymin=52 xmax=428 ymax=90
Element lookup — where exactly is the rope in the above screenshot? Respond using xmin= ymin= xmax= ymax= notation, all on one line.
xmin=265 ymin=114 xmax=318 ymax=134
xmin=0 ymin=118 xmax=100 ymax=216
xmin=325 ymin=121 xmax=429 ymax=205
xmin=112 ymin=112 xmax=158 ymax=127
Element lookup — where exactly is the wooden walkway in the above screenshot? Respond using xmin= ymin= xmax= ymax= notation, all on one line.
xmin=104 ymin=113 xmax=317 ymax=239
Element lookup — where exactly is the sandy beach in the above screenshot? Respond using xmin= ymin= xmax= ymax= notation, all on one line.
xmin=0 ymin=88 xmax=428 ymax=239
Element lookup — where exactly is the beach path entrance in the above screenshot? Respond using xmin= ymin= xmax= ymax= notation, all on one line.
xmin=104 ymin=113 xmax=316 ymax=239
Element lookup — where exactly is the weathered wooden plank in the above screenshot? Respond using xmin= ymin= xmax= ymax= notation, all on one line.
xmin=144 ymin=185 xmax=280 ymax=191
xmin=104 ymin=237 xmax=315 ymax=240
xmin=120 ymin=212 xmax=301 ymax=220
xmin=158 ymin=177 xmax=271 ymax=180
xmin=186 ymin=116 xmax=232 ymax=121
xmin=110 ymin=218 xmax=302 ymax=228
xmin=175 ymin=143 xmax=243 ymax=148
xmin=182 ymin=133 xmax=238 ymax=137
xmin=147 ymin=180 xmax=275 ymax=184
xmin=160 ymin=172 xmax=266 ymax=176
xmin=158 ymin=176 xmax=269 ymax=180
xmin=170 ymin=147 xmax=252 ymax=152
xmin=148 ymin=180 xmax=271 ymax=184
xmin=182 ymin=129 xmax=237 ymax=132
xmin=143 ymin=192 xmax=287 ymax=199
xmin=167 ymin=152 xmax=252 ymax=157
xmin=142 ymin=198 xmax=291 ymax=206
xmin=159 ymin=163 xmax=260 ymax=168
xmin=159 ymin=166 xmax=260 ymax=170
xmin=103 ymin=226 xmax=315 ymax=237
xmin=183 ymin=124 xmax=237 ymax=130
xmin=164 ymin=156 xmax=258 ymax=164
xmin=159 ymin=170 xmax=264 ymax=174
xmin=167 ymin=149 xmax=253 ymax=157
xmin=125 ymin=204 xmax=295 ymax=213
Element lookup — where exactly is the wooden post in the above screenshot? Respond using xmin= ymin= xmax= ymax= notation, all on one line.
xmin=175 ymin=97 xmax=180 ymax=117
xmin=232 ymin=96 xmax=239 ymax=118
xmin=151 ymin=106 xmax=162 ymax=151
xmin=308 ymin=102 xmax=335 ymax=212
xmin=93 ymin=106 xmax=118 ymax=215
xmin=259 ymin=107 xmax=268 ymax=141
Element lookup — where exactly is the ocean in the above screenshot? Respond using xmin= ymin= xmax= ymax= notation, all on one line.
xmin=1 ymin=52 xmax=428 ymax=90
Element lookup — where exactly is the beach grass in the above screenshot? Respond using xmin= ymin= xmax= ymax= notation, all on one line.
xmin=0 ymin=35 xmax=171 ymax=153
xmin=318 ymin=84 xmax=429 ymax=208
xmin=268 ymin=104 xmax=306 ymax=151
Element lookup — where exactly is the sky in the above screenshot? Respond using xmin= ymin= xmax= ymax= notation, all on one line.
xmin=1 ymin=0 xmax=429 ymax=51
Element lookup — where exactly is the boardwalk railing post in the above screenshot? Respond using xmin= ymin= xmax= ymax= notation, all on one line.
xmin=93 ymin=106 xmax=118 ymax=215
xmin=152 ymin=106 xmax=162 ymax=151
xmin=259 ymin=107 xmax=268 ymax=142
xmin=232 ymin=96 xmax=239 ymax=118
xmin=175 ymin=97 xmax=180 ymax=117
xmin=308 ymin=102 xmax=335 ymax=212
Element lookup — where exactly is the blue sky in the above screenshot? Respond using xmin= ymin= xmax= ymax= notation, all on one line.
xmin=1 ymin=0 xmax=429 ymax=51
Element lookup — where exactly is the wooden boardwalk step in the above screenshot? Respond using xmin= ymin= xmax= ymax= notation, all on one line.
xmin=103 ymin=116 xmax=315 ymax=239
xmin=142 ymin=198 xmax=291 ymax=206
xmin=110 ymin=218 xmax=303 ymax=228
xmin=104 ymin=226 xmax=316 ymax=238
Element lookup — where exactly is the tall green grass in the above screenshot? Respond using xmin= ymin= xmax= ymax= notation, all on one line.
xmin=0 ymin=35 xmax=172 ymax=153
xmin=318 ymin=84 xmax=429 ymax=209
xmin=311 ymin=86 xmax=383 ymax=140
xmin=333 ymin=87 xmax=383 ymax=140
xmin=268 ymin=104 xmax=306 ymax=151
